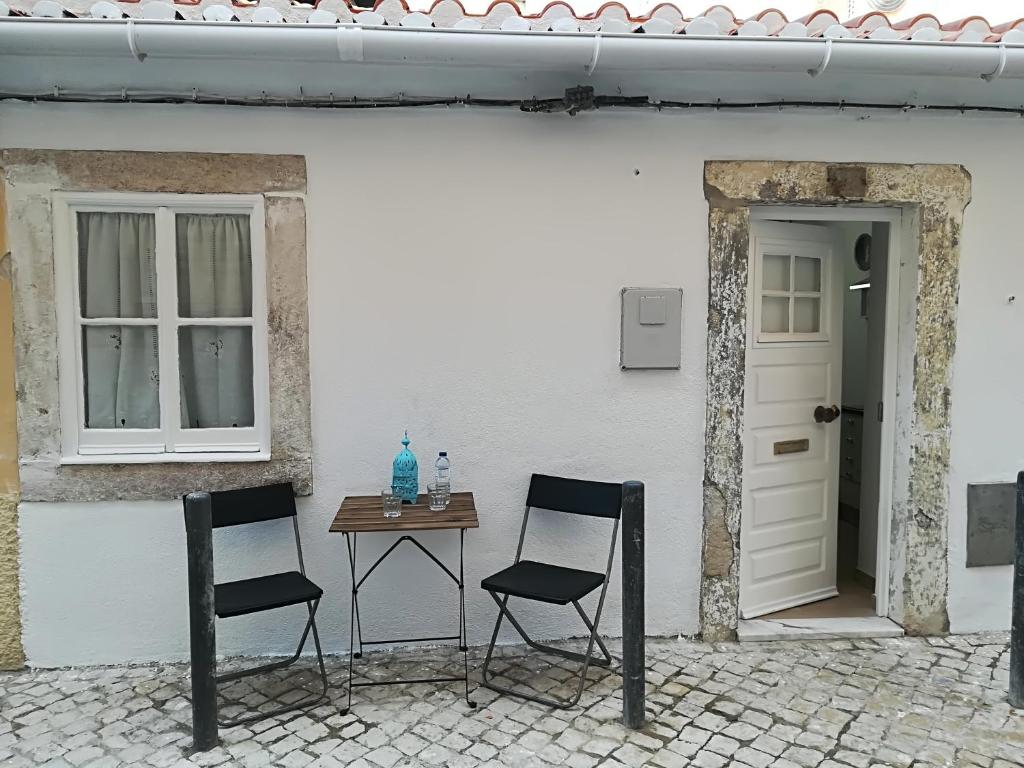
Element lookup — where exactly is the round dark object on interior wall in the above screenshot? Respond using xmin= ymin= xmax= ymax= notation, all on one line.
xmin=854 ymin=233 xmax=872 ymax=271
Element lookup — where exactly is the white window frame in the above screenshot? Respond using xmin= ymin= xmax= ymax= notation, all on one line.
xmin=53 ymin=192 xmax=271 ymax=463
xmin=752 ymin=236 xmax=831 ymax=345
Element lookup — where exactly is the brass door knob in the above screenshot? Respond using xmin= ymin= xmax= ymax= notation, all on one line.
xmin=814 ymin=404 xmax=841 ymax=424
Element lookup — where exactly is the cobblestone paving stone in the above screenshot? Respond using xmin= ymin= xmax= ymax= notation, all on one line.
xmin=1 ymin=633 xmax=1021 ymax=768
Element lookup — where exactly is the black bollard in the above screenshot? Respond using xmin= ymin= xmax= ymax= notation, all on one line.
xmin=184 ymin=492 xmax=219 ymax=752
xmin=1011 ymin=473 xmax=1024 ymax=708
xmin=621 ymin=480 xmax=646 ymax=729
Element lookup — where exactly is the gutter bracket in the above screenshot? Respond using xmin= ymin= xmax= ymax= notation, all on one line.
xmin=808 ymin=38 xmax=832 ymax=78
xmin=126 ymin=18 xmax=146 ymax=62
xmin=982 ymin=43 xmax=1007 ymax=82
xmin=585 ymin=33 xmax=602 ymax=76
xmin=337 ymin=25 xmax=365 ymax=63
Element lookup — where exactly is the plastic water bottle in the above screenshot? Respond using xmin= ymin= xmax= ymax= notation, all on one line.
xmin=435 ymin=452 xmax=451 ymax=500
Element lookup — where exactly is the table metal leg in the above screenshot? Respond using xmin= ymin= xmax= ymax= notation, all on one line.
xmin=341 ymin=530 xmax=475 ymax=713
xmin=459 ymin=529 xmax=475 ymax=708
xmin=343 ymin=532 xmax=357 ymax=715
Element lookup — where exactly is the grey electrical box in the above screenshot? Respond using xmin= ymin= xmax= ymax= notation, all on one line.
xmin=620 ymin=287 xmax=683 ymax=370
xmin=966 ymin=482 xmax=1016 ymax=567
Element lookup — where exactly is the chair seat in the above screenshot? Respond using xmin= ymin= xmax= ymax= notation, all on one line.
xmin=481 ymin=560 xmax=605 ymax=605
xmin=215 ymin=571 xmax=323 ymax=618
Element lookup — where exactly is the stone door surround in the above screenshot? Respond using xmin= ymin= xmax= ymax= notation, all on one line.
xmin=700 ymin=161 xmax=970 ymax=641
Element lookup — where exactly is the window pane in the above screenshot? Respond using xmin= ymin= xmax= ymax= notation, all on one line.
xmin=794 ymin=297 xmax=821 ymax=333
xmin=177 ymin=214 xmax=253 ymax=318
xmin=82 ymin=325 xmax=160 ymax=428
xmin=762 ymin=254 xmax=790 ymax=292
xmin=761 ymin=296 xmax=790 ymax=334
xmin=794 ymin=256 xmax=821 ymax=292
xmin=179 ymin=326 xmax=254 ymax=429
xmin=77 ymin=212 xmax=157 ymax=319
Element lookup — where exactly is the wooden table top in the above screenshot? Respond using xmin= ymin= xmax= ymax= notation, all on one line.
xmin=330 ymin=491 xmax=479 ymax=533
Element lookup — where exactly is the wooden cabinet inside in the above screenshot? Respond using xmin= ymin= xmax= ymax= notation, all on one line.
xmin=838 ymin=408 xmax=863 ymax=513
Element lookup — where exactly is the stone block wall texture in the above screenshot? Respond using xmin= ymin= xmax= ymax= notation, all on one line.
xmin=0 ymin=178 xmax=25 ymax=669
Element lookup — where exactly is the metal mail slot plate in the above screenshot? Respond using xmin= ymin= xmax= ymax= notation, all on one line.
xmin=774 ymin=438 xmax=810 ymax=456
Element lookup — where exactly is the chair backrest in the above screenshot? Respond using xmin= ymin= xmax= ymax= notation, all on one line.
xmin=207 ymin=482 xmax=297 ymax=528
xmin=526 ymin=474 xmax=622 ymax=520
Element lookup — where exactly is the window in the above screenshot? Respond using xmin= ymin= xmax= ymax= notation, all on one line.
xmin=53 ymin=193 xmax=269 ymax=461
xmin=755 ymin=244 xmax=828 ymax=343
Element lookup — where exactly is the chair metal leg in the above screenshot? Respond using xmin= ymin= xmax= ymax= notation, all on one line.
xmin=480 ymin=591 xmax=615 ymax=709
xmin=484 ymin=591 xmax=612 ymax=667
xmin=480 ymin=594 xmax=509 ymax=691
xmin=572 ymin=600 xmax=613 ymax=665
xmin=216 ymin=598 xmax=329 ymax=728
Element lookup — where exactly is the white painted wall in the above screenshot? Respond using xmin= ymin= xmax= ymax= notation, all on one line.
xmin=3 ymin=102 xmax=1018 ymax=664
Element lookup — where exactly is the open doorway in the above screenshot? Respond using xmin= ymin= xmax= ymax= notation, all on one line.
xmin=700 ymin=162 xmax=969 ymax=642
xmin=737 ymin=211 xmax=896 ymax=627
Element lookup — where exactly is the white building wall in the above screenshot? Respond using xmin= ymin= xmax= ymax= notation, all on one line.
xmin=2 ymin=102 xmax=1017 ymax=665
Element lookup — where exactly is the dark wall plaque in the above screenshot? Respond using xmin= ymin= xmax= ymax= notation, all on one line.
xmin=966 ymin=482 xmax=1016 ymax=567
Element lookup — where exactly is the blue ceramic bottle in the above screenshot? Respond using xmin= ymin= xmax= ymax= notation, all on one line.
xmin=391 ymin=431 xmax=419 ymax=503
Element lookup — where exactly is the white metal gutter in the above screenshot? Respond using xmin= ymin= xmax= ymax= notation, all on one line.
xmin=2 ymin=18 xmax=1024 ymax=108
xmin=0 ymin=18 xmax=1020 ymax=79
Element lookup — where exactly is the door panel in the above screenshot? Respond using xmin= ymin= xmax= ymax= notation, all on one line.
xmin=740 ymin=221 xmax=843 ymax=619
xmin=749 ymin=539 xmax=824 ymax=581
xmin=749 ymin=481 xmax=827 ymax=529
xmin=754 ymin=362 xmax=828 ymax=404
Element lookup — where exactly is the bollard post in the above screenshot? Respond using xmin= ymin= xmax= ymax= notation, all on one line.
xmin=1011 ymin=473 xmax=1024 ymax=708
xmin=621 ymin=480 xmax=645 ymax=729
xmin=184 ymin=492 xmax=218 ymax=752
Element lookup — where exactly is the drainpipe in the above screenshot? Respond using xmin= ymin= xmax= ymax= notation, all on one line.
xmin=0 ymin=19 xmax=1021 ymax=83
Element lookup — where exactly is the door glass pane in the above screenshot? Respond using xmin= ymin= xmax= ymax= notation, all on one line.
xmin=82 ymin=325 xmax=160 ymax=428
xmin=793 ymin=297 xmax=821 ymax=333
xmin=77 ymin=212 xmax=157 ymax=319
xmin=762 ymin=254 xmax=790 ymax=292
xmin=761 ymin=296 xmax=790 ymax=334
xmin=179 ymin=326 xmax=254 ymax=429
xmin=176 ymin=213 xmax=253 ymax=318
xmin=794 ymin=256 xmax=821 ymax=292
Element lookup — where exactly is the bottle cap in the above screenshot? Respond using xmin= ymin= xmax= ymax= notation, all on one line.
xmin=439 ymin=451 xmax=447 ymax=457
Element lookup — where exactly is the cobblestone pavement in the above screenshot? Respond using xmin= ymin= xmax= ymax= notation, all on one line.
xmin=1 ymin=633 xmax=1021 ymax=768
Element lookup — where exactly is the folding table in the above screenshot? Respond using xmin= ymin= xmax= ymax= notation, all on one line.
xmin=330 ymin=492 xmax=479 ymax=713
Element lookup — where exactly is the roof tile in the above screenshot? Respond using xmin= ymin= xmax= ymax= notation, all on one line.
xmin=4 ymin=0 xmax=1024 ymax=44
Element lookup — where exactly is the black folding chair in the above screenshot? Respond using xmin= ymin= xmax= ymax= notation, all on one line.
xmin=480 ymin=474 xmax=622 ymax=708
xmin=192 ymin=482 xmax=328 ymax=727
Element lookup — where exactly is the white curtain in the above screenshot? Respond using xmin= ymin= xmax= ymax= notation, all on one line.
xmin=176 ymin=214 xmax=254 ymax=430
xmin=78 ymin=212 xmax=160 ymax=429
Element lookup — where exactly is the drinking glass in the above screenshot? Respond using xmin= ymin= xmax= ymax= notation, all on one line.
xmin=382 ymin=488 xmax=402 ymax=518
xmin=427 ymin=483 xmax=447 ymax=511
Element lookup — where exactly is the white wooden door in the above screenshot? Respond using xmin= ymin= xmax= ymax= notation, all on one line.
xmin=739 ymin=221 xmax=844 ymax=619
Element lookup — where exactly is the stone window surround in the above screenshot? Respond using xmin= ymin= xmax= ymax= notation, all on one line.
xmin=2 ymin=150 xmax=313 ymax=501
xmin=700 ymin=161 xmax=971 ymax=641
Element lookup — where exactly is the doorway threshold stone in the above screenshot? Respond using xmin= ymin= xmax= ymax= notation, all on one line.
xmin=737 ymin=616 xmax=904 ymax=642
